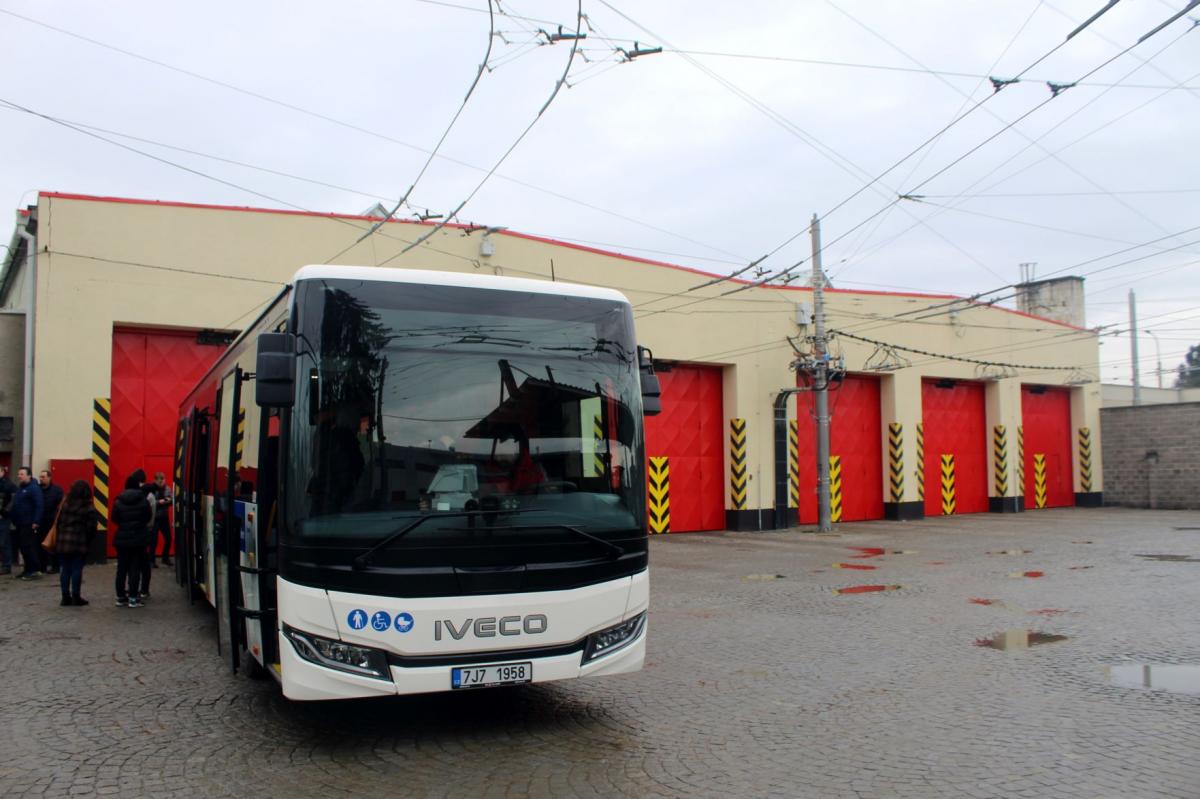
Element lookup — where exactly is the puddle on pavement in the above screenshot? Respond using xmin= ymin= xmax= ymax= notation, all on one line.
xmin=833 ymin=562 xmax=878 ymax=570
xmin=1134 ymin=553 xmax=1200 ymax=563
xmin=975 ymin=629 xmax=1068 ymax=650
xmin=833 ymin=584 xmax=902 ymax=595
xmin=743 ymin=573 xmax=786 ymax=581
xmin=987 ymin=549 xmax=1032 ymax=555
xmin=1008 ymin=570 xmax=1045 ymax=578
xmin=1106 ymin=664 xmax=1200 ymax=696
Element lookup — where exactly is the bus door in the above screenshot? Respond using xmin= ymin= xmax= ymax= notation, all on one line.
xmin=173 ymin=416 xmax=190 ymax=592
xmin=214 ymin=369 xmax=246 ymax=673
xmin=242 ymin=408 xmax=281 ymax=670
xmin=174 ymin=408 xmax=210 ymax=602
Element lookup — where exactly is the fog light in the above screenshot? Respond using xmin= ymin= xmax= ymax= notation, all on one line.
xmin=284 ymin=625 xmax=390 ymax=680
xmin=583 ymin=612 xmax=646 ymax=662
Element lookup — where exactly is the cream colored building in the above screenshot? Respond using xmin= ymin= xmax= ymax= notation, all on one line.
xmin=1 ymin=192 xmax=1104 ymax=530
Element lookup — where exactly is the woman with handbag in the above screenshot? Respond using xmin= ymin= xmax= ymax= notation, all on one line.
xmin=49 ymin=480 xmax=99 ymax=606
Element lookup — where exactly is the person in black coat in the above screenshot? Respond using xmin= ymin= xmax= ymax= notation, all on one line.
xmin=0 ymin=466 xmax=15 ymax=574
xmin=11 ymin=468 xmax=44 ymax=580
xmin=112 ymin=473 xmax=152 ymax=608
xmin=37 ymin=470 xmax=64 ymax=575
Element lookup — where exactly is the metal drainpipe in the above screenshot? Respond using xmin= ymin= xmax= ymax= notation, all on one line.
xmin=15 ymin=220 xmax=35 ymax=470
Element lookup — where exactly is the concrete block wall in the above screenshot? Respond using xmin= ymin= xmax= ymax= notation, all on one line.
xmin=1100 ymin=402 xmax=1200 ymax=509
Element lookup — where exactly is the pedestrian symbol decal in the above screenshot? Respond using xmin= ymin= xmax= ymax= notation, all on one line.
xmin=394 ymin=612 xmax=414 ymax=633
xmin=371 ymin=611 xmax=391 ymax=632
xmin=347 ymin=609 xmax=368 ymax=630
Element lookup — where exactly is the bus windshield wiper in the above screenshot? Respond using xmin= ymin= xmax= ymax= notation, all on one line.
xmin=352 ymin=509 xmax=544 ymax=571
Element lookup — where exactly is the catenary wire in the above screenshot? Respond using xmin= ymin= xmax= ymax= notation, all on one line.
xmin=376 ymin=0 xmax=585 ymax=263
xmin=0 ymin=6 xmax=749 ymax=266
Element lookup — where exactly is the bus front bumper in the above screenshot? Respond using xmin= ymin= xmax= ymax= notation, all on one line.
xmin=278 ymin=623 xmax=646 ymax=701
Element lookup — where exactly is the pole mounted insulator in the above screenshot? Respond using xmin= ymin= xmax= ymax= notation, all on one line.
xmin=1047 ymin=81 xmax=1076 ymax=97
xmin=540 ymin=25 xmax=587 ymax=43
xmin=618 ymin=42 xmax=663 ymax=61
xmin=989 ymin=76 xmax=1019 ymax=93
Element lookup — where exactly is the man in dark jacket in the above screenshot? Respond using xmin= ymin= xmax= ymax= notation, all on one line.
xmin=147 ymin=472 xmax=173 ymax=568
xmin=37 ymin=470 xmax=64 ymax=575
xmin=11 ymin=467 xmax=44 ymax=580
xmin=0 ymin=466 xmax=15 ymax=575
xmin=112 ymin=473 xmax=152 ymax=607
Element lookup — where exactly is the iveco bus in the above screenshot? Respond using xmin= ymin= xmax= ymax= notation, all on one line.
xmin=174 ymin=266 xmax=659 ymax=700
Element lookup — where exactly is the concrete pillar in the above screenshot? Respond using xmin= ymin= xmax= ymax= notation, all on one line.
xmin=880 ymin=371 xmax=923 ymax=520
xmin=1071 ymin=383 xmax=1103 ymax=506
xmin=985 ymin=378 xmax=1023 ymax=512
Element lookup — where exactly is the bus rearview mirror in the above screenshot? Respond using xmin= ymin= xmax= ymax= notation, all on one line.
xmin=255 ymin=332 xmax=295 ymax=408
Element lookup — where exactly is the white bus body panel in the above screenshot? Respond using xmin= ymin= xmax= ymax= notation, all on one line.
xmin=276 ymin=570 xmax=648 ymax=701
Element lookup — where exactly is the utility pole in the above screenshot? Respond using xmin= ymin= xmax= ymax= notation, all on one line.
xmin=1145 ymin=329 xmax=1163 ymax=389
xmin=811 ymin=214 xmax=833 ymax=532
xmin=1129 ymin=290 xmax=1141 ymax=405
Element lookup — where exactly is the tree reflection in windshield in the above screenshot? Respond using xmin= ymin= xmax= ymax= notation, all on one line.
xmin=290 ymin=280 xmax=645 ymax=540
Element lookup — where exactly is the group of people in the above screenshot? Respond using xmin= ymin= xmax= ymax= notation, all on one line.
xmin=0 ymin=465 xmax=173 ymax=608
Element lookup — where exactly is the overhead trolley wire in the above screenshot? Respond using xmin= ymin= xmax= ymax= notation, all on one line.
xmin=0 ymin=6 xmax=748 ymax=267
xmin=374 ymin=0 xmax=585 ymax=264
xmin=336 ymin=0 xmax=498 ymax=257
xmin=904 ymin=3 xmax=1200 ymax=196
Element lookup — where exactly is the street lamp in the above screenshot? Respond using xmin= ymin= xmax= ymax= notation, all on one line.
xmin=1144 ymin=329 xmax=1163 ymax=389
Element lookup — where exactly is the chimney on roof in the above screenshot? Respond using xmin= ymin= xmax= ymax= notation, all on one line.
xmin=1014 ymin=275 xmax=1085 ymax=327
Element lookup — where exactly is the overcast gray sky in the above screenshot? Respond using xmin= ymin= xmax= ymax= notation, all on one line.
xmin=2 ymin=0 xmax=1198 ymax=385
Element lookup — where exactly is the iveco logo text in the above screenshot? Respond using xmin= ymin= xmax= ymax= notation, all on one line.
xmin=433 ymin=614 xmax=548 ymax=641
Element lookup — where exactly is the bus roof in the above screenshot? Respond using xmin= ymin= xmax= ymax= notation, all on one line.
xmin=293 ymin=265 xmax=630 ymax=305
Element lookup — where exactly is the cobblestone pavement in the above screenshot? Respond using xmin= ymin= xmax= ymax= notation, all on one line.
xmin=2 ymin=507 xmax=1199 ymax=798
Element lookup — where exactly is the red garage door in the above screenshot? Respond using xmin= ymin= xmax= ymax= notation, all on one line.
xmin=922 ymin=379 xmax=988 ymax=516
xmin=643 ymin=365 xmax=724 ymax=532
xmin=796 ymin=375 xmax=883 ymax=524
xmin=1021 ymin=385 xmax=1074 ymax=509
xmin=109 ymin=329 xmax=224 ymax=539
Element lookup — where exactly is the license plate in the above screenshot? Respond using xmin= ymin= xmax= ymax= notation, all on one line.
xmin=451 ymin=662 xmax=532 ymax=689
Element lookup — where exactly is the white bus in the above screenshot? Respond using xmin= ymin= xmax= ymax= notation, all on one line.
xmin=174 ymin=266 xmax=659 ymax=700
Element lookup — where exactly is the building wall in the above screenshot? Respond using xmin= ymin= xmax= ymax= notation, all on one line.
xmin=1101 ymin=383 xmax=1200 ymax=407
xmin=6 ymin=193 xmax=1106 ymax=521
xmin=0 ymin=312 xmax=25 ymax=467
xmin=1100 ymin=403 xmax=1200 ymax=509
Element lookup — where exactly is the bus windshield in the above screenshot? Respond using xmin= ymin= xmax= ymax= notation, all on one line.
xmin=285 ymin=278 xmax=646 ymax=551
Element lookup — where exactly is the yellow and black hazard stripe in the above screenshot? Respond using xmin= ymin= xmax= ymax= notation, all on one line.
xmin=647 ymin=456 xmax=670 ymax=534
xmin=1078 ymin=427 xmax=1092 ymax=492
xmin=915 ymin=422 xmax=925 ymax=502
xmin=1033 ymin=453 xmax=1048 ymax=509
xmin=729 ymin=418 xmax=747 ymax=510
xmin=1017 ymin=425 xmax=1025 ymax=497
xmin=888 ymin=423 xmax=904 ymax=503
xmin=92 ymin=397 xmax=111 ymax=531
xmin=592 ymin=413 xmax=606 ymax=477
xmin=993 ymin=424 xmax=1009 ymax=497
xmin=829 ymin=455 xmax=843 ymax=523
xmin=940 ymin=453 xmax=956 ymax=515
xmin=234 ymin=406 xmax=246 ymax=472
xmin=788 ymin=420 xmax=800 ymax=508
xmin=174 ymin=425 xmax=185 ymax=486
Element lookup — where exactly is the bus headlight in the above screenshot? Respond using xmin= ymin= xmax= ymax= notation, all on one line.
xmin=583 ymin=612 xmax=646 ymax=662
xmin=283 ymin=625 xmax=391 ymax=680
